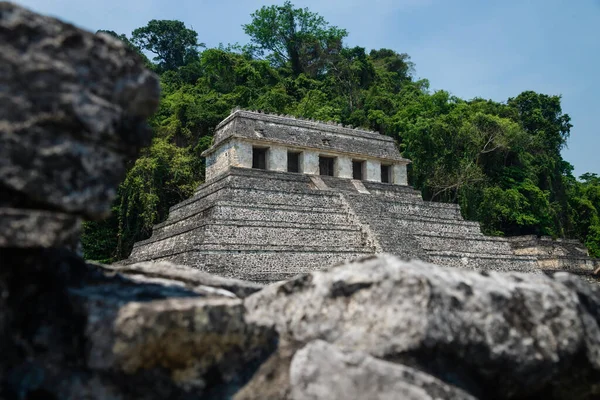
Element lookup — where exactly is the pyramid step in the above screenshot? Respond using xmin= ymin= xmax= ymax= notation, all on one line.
xmin=318 ymin=176 xmax=362 ymax=192
xmin=367 ymin=215 xmax=482 ymax=236
xmin=415 ymin=234 xmax=516 ymax=255
xmin=129 ymin=246 xmax=374 ymax=267
xmin=427 ymin=250 xmax=539 ymax=273
xmin=157 ymin=250 xmax=375 ymax=281
xmin=129 ymin=228 xmax=206 ymax=261
xmin=210 ymin=204 xmax=350 ymax=226
xmin=349 ymin=199 xmax=463 ymax=220
xmin=153 ymin=214 xmax=361 ymax=239
xmin=159 ymin=199 xmax=348 ymax=231
xmin=203 ymin=224 xmax=367 ymax=248
xmin=170 ymin=186 xmax=343 ymax=221
xmin=142 ymin=222 xmax=366 ymax=251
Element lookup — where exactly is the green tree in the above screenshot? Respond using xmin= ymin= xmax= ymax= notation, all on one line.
xmin=568 ymin=173 xmax=600 ymax=257
xmin=96 ymin=29 xmax=152 ymax=67
xmin=507 ymin=91 xmax=573 ymax=235
xmin=243 ymin=1 xmax=347 ymax=76
xmin=111 ymin=136 xmax=207 ymax=259
xmin=131 ymin=20 xmax=204 ymax=72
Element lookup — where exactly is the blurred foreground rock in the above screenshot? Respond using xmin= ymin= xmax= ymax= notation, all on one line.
xmin=1 ymin=2 xmax=600 ymax=400
xmin=0 ymin=251 xmax=275 ymax=399
xmin=0 ymin=3 xmax=275 ymax=399
xmin=239 ymin=255 xmax=600 ymax=399
xmin=289 ymin=340 xmax=477 ymax=400
xmin=0 ymin=1 xmax=159 ymax=226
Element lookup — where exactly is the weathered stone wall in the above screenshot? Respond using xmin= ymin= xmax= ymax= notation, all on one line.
xmin=336 ymin=155 xmax=353 ymax=179
xmin=302 ymin=150 xmax=320 ymax=175
xmin=208 ymin=110 xmax=408 ymax=162
xmin=205 ymin=139 xmax=252 ymax=181
xmin=509 ymin=235 xmax=600 ymax=282
xmin=206 ymin=137 xmax=410 ymax=183
xmin=205 ymin=141 xmax=233 ymax=181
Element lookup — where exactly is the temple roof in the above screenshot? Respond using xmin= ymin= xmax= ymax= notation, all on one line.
xmin=202 ymin=109 xmax=410 ymax=163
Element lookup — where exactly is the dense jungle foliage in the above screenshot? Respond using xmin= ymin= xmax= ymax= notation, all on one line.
xmin=84 ymin=1 xmax=600 ymax=262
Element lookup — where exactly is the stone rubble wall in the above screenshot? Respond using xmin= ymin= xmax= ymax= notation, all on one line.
xmin=509 ymin=235 xmax=600 ymax=282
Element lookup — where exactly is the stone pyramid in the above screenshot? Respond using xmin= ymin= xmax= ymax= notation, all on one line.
xmin=126 ymin=110 xmax=599 ymax=282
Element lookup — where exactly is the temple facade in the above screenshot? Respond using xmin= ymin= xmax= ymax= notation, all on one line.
xmin=202 ymin=109 xmax=410 ymax=184
xmin=125 ymin=110 xmax=599 ymax=282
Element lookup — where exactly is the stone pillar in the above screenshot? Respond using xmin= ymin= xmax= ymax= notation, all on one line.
xmin=365 ymin=159 xmax=381 ymax=182
xmin=393 ymin=163 xmax=408 ymax=186
xmin=232 ymin=140 xmax=252 ymax=168
xmin=267 ymin=145 xmax=287 ymax=172
xmin=303 ymin=151 xmax=320 ymax=175
xmin=336 ymin=156 xmax=352 ymax=179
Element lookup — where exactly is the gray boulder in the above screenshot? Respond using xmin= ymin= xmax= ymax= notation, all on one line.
xmin=243 ymin=254 xmax=600 ymax=399
xmin=0 ymin=208 xmax=80 ymax=248
xmin=289 ymin=340 xmax=477 ymax=400
xmin=0 ymin=2 xmax=159 ymax=219
xmin=0 ymin=249 xmax=277 ymax=400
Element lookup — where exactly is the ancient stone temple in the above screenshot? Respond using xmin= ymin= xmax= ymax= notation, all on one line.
xmin=126 ymin=109 xmax=599 ymax=282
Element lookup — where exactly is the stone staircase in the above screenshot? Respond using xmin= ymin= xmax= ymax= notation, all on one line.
xmin=344 ymin=181 xmax=539 ymax=273
xmin=126 ymin=168 xmax=597 ymax=282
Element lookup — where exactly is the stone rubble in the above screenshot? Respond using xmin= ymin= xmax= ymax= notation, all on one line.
xmin=240 ymin=255 xmax=600 ymax=399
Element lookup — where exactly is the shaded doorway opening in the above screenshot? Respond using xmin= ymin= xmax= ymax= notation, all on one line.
xmin=252 ymin=147 xmax=267 ymax=169
xmin=352 ymin=160 xmax=364 ymax=180
xmin=288 ymin=151 xmax=301 ymax=173
xmin=319 ymin=156 xmax=335 ymax=176
xmin=381 ymin=164 xmax=391 ymax=183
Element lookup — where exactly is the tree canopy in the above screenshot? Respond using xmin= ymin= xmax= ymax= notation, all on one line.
xmin=131 ymin=20 xmax=204 ymax=72
xmin=84 ymin=2 xmax=599 ymax=262
xmin=243 ymin=1 xmax=347 ymax=76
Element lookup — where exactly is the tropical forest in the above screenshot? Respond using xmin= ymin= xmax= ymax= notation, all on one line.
xmin=83 ymin=1 xmax=600 ymax=262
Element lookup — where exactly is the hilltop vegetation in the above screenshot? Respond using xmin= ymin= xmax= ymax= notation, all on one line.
xmin=84 ymin=1 xmax=600 ymax=262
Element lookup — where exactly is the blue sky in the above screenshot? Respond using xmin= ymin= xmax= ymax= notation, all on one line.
xmin=16 ymin=0 xmax=600 ymax=177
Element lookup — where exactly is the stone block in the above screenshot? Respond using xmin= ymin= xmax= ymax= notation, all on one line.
xmin=365 ymin=160 xmax=381 ymax=182
xmin=0 ymin=2 xmax=160 ymax=218
xmin=267 ymin=145 xmax=287 ymax=172
xmin=303 ymin=151 xmax=320 ymax=175
xmin=336 ymin=156 xmax=353 ymax=179
xmin=393 ymin=163 xmax=408 ymax=185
